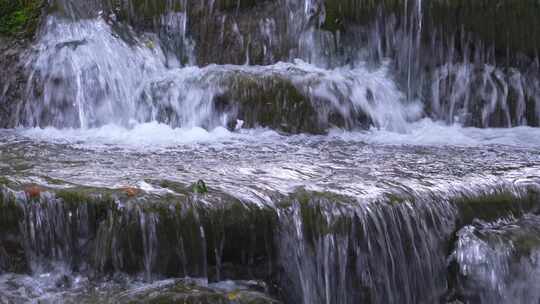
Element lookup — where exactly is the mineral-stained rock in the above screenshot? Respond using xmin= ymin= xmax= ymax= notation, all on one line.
xmin=120 ymin=279 xmax=281 ymax=304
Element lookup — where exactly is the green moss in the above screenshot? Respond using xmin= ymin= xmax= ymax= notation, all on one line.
xmin=0 ymin=176 xmax=12 ymax=187
xmin=283 ymin=189 xmax=356 ymax=248
xmin=56 ymin=189 xmax=94 ymax=205
xmin=511 ymin=234 xmax=540 ymax=257
xmin=129 ymin=280 xmax=280 ymax=304
xmin=454 ymin=188 xmax=540 ymax=226
xmin=0 ymin=0 xmax=43 ymax=37
xmin=0 ymin=188 xmax=22 ymax=234
xmin=291 ymin=188 xmax=353 ymax=208
xmin=56 ymin=187 xmax=115 ymax=205
xmin=217 ymin=72 xmax=323 ymax=134
xmin=218 ymin=0 xmax=258 ymax=11
xmin=192 ymin=179 xmax=209 ymax=194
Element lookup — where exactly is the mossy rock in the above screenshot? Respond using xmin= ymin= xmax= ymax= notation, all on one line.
xmin=34 ymin=185 xmax=279 ymax=279
xmin=0 ymin=186 xmax=28 ymax=273
xmin=0 ymin=187 xmax=23 ymax=234
xmin=278 ymin=189 xmax=357 ymax=249
xmin=322 ymin=0 xmax=403 ymax=32
xmin=217 ymin=0 xmax=261 ymax=11
xmin=122 ymin=279 xmax=281 ymax=304
xmin=212 ymin=71 xmax=331 ymax=134
xmin=453 ymin=187 xmax=540 ymax=226
xmin=0 ymin=0 xmax=44 ymax=37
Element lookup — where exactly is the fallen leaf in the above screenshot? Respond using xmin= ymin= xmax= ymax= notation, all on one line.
xmin=24 ymin=185 xmax=44 ymax=199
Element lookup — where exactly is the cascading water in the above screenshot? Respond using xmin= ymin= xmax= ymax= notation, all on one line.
xmin=1 ymin=0 xmax=540 ymax=303
xmin=17 ymin=13 xmax=411 ymax=131
xmin=452 ymin=214 xmax=540 ymax=303
xmin=13 ymin=0 xmax=538 ymax=131
xmin=276 ymin=193 xmax=457 ymax=304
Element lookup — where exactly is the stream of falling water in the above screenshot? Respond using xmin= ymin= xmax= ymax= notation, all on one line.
xmin=13 ymin=0 xmax=539 ymax=131
xmin=22 ymin=14 xmax=423 ymax=132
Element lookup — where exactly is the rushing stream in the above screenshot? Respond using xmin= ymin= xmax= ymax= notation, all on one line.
xmin=1 ymin=0 xmax=540 ymax=303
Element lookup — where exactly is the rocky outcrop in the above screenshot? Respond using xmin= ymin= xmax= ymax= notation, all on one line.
xmin=119 ymin=279 xmax=281 ymax=304
xmin=0 ymin=179 xmax=539 ymax=303
xmin=0 ymin=37 xmax=27 ymax=128
xmin=319 ymin=0 xmax=540 ymax=127
xmin=450 ymin=214 xmax=540 ymax=303
xmin=0 ymin=0 xmax=45 ymax=128
xmin=0 ymin=183 xmax=277 ymax=283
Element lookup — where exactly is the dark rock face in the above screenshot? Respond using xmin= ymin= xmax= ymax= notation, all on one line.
xmin=0 ymin=188 xmax=27 ymax=273
xmin=44 ymin=0 xmax=540 ymax=67
xmin=0 ymin=0 xmax=45 ymax=128
xmin=0 ymin=38 xmax=24 ymax=128
xmin=319 ymin=0 xmax=540 ymax=127
xmin=0 ymin=185 xmax=276 ymax=283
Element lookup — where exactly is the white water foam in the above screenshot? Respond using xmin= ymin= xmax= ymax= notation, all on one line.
xmin=20 ymin=122 xmax=234 ymax=146
xmin=24 ymin=15 xmax=423 ymax=133
xmin=329 ymin=118 xmax=540 ymax=148
xmin=16 ymin=15 xmax=540 ymax=150
xmin=16 ymin=118 xmax=540 ymax=149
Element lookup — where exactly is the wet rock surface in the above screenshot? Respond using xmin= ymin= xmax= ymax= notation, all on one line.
xmin=1 ymin=1 xmax=540 ymax=303
xmin=0 ymin=130 xmax=540 ymax=303
xmin=0 ymin=37 xmax=29 ymax=128
xmin=451 ymin=214 xmax=540 ymax=303
xmin=0 ymin=0 xmax=45 ymax=128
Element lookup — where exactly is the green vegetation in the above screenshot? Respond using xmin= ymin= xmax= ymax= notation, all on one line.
xmin=192 ymin=179 xmax=209 ymax=194
xmin=218 ymin=0 xmax=258 ymax=11
xmin=284 ymin=189 xmax=355 ymax=248
xmin=453 ymin=188 xmax=540 ymax=226
xmin=0 ymin=0 xmax=42 ymax=37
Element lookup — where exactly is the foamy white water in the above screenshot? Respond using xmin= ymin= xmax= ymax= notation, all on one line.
xmin=16 ymin=118 xmax=540 ymax=149
xmin=20 ymin=122 xmax=237 ymax=147
xmin=329 ymin=118 xmax=540 ymax=148
xmin=22 ymin=15 xmax=424 ymax=133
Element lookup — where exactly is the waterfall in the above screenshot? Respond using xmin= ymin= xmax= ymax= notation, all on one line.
xmin=2 ymin=173 xmax=539 ymax=303
xmin=10 ymin=0 xmax=536 ymax=131
xmin=1 ymin=0 xmax=540 ymax=303
xmin=21 ymin=12 xmax=422 ymax=131
xmin=453 ymin=214 xmax=540 ymax=303
xmin=276 ymin=194 xmax=456 ymax=304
